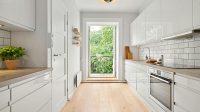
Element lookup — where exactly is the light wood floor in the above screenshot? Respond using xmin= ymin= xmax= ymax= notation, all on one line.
xmin=62 ymin=83 xmax=151 ymax=112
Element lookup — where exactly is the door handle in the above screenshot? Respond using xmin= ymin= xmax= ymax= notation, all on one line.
xmin=54 ymin=54 xmax=62 ymax=56
xmin=54 ymin=54 xmax=59 ymax=56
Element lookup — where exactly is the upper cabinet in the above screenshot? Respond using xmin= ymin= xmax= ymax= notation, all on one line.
xmin=130 ymin=0 xmax=195 ymax=46
xmin=146 ymin=0 xmax=162 ymax=41
xmin=0 ymin=0 xmax=36 ymax=31
xmin=161 ymin=0 xmax=193 ymax=38
xmin=130 ymin=11 xmax=146 ymax=46
xmin=193 ymin=0 xmax=200 ymax=29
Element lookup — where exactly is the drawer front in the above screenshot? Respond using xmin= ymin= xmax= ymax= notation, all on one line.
xmin=175 ymin=75 xmax=200 ymax=92
xmin=11 ymin=74 xmax=50 ymax=103
xmin=0 ymin=107 xmax=10 ymax=112
xmin=38 ymin=101 xmax=52 ymax=112
xmin=0 ymin=89 xmax=10 ymax=110
xmin=11 ymin=83 xmax=51 ymax=112
xmin=174 ymin=85 xmax=200 ymax=112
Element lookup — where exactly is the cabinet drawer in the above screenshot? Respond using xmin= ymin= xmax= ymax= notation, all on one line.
xmin=0 ymin=87 xmax=10 ymax=110
xmin=175 ymin=75 xmax=200 ymax=92
xmin=11 ymin=74 xmax=50 ymax=103
xmin=38 ymin=101 xmax=52 ymax=112
xmin=174 ymin=85 xmax=200 ymax=112
xmin=11 ymin=83 xmax=51 ymax=112
xmin=0 ymin=107 xmax=10 ymax=112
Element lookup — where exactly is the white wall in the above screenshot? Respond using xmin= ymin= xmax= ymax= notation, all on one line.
xmin=64 ymin=0 xmax=81 ymax=98
xmin=81 ymin=12 xmax=137 ymax=80
xmin=11 ymin=0 xmax=50 ymax=67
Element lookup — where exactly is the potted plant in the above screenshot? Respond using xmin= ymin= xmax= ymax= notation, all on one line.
xmin=0 ymin=46 xmax=25 ymax=70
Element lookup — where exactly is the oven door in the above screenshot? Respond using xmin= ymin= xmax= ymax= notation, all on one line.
xmin=150 ymin=73 xmax=172 ymax=111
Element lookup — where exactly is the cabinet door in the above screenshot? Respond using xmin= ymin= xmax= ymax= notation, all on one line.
xmin=146 ymin=0 xmax=162 ymax=41
xmin=0 ymin=0 xmax=35 ymax=30
xmin=11 ymin=83 xmax=51 ymax=112
xmin=130 ymin=21 xmax=137 ymax=46
xmin=174 ymin=84 xmax=200 ymax=112
xmin=0 ymin=88 xmax=10 ymax=110
xmin=161 ymin=0 xmax=192 ymax=37
xmin=193 ymin=0 xmax=200 ymax=29
xmin=137 ymin=67 xmax=149 ymax=100
xmin=137 ymin=12 xmax=146 ymax=45
xmin=0 ymin=107 xmax=10 ymax=112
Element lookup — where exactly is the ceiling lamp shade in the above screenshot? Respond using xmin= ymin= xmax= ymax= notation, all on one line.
xmin=98 ymin=0 xmax=117 ymax=4
xmin=104 ymin=0 xmax=113 ymax=3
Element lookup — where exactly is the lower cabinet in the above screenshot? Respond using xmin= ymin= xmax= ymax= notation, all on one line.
xmin=174 ymin=75 xmax=200 ymax=112
xmin=0 ymin=86 xmax=10 ymax=111
xmin=125 ymin=61 xmax=137 ymax=89
xmin=0 ymin=107 xmax=10 ymax=112
xmin=38 ymin=101 xmax=52 ymax=112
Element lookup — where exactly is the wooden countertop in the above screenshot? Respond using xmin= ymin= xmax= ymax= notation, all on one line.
xmin=0 ymin=67 xmax=52 ymax=88
xmin=126 ymin=60 xmax=200 ymax=80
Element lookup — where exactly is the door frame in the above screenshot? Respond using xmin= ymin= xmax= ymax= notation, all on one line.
xmin=85 ymin=21 xmax=121 ymax=80
xmin=87 ymin=24 xmax=117 ymax=78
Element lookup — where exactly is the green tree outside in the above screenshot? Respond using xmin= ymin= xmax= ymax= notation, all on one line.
xmin=90 ymin=26 xmax=114 ymax=74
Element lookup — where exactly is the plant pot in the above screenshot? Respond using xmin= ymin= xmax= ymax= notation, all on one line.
xmin=4 ymin=60 xmax=19 ymax=70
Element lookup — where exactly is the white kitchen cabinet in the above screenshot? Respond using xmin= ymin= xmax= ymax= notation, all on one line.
xmin=38 ymin=101 xmax=52 ymax=112
xmin=0 ymin=0 xmax=35 ymax=31
xmin=125 ymin=60 xmax=137 ymax=89
xmin=130 ymin=11 xmax=146 ymax=46
xmin=136 ymin=64 xmax=149 ymax=100
xmin=11 ymin=83 xmax=51 ymax=112
xmin=193 ymin=0 xmax=200 ymax=29
xmin=145 ymin=0 xmax=162 ymax=41
xmin=174 ymin=75 xmax=200 ymax=112
xmin=0 ymin=107 xmax=10 ymax=112
xmin=0 ymin=86 xmax=10 ymax=111
xmin=161 ymin=0 xmax=193 ymax=38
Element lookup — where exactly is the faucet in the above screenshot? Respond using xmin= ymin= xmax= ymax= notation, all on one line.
xmin=143 ymin=47 xmax=150 ymax=60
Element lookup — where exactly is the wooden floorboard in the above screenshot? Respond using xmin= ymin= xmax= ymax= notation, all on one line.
xmin=62 ymin=83 xmax=151 ymax=112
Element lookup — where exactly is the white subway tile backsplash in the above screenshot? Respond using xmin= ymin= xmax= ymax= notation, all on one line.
xmin=0 ymin=30 xmax=10 ymax=38
xmin=189 ymin=41 xmax=200 ymax=47
xmin=178 ymin=54 xmax=189 ymax=59
xmin=138 ymin=36 xmax=200 ymax=67
xmin=189 ymin=54 xmax=200 ymax=60
xmin=4 ymin=39 xmax=10 ymax=46
xmin=184 ymin=48 xmax=195 ymax=53
xmin=0 ymin=38 xmax=3 ymax=45
xmin=179 ymin=43 xmax=188 ymax=48
xmin=195 ymin=60 xmax=200 ymax=66
xmin=184 ymin=60 xmax=195 ymax=66
xmin=195 ymin=47 xmax=200 ymax=53
xmin=174 ymin=49 xmax=184 ymax=54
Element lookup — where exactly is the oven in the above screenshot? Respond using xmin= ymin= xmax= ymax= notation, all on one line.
xmin=149 ymin=68 xmax=174 ymax=112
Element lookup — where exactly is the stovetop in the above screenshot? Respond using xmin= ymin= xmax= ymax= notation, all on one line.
xmin=160 ymin=63 xmax=200 ymax=69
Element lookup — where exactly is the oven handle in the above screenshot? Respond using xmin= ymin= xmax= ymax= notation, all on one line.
xmin=150 ymin=73 xmax=172 ymax=84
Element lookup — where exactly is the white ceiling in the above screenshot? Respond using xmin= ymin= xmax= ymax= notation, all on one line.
xmin=75 ymin=0 xmax=152 ymax=13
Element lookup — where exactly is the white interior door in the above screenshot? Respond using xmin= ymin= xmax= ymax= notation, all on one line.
xmin=51 ymin=0 xmax=68 ymax=111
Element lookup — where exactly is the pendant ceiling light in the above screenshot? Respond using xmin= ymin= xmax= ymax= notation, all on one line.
xmin=104 ymin=0 xmax=113 ymax=3
xmin=98 ymin=0 xmax=117 ymax=4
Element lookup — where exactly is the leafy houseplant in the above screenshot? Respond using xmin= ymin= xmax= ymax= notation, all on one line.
xmin=0 ymin=46 xmax=25 ymax=70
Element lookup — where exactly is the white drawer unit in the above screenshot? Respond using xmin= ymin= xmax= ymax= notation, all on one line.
xmin=11 ymin=83 xmax=51 ymax=112
xmin=10 ymin=73 xmax=50 ymax=103
xmin=38 ymin=101 xmax=52 ymax=112
xmin=0 ymin=107 xmax=10 ymax=112
xmin=174 ymin=75 xmax=200 ymax=112
xmin=0 ymin=86 xmax=10 ymax=110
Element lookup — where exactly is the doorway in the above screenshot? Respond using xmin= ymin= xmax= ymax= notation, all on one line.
xmin=88 ymin=24 xmax=117 ymax=78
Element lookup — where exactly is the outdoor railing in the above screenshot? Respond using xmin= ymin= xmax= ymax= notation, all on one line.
xmin=90 ymin=56 xmax=113 ymax=74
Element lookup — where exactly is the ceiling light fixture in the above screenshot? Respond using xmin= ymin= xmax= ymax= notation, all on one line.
xmin=104 ymin=0 xmax=113 ymax=3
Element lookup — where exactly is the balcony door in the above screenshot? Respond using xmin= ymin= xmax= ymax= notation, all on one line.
xmin=88 ymin=25 xmax=116 ymax=78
